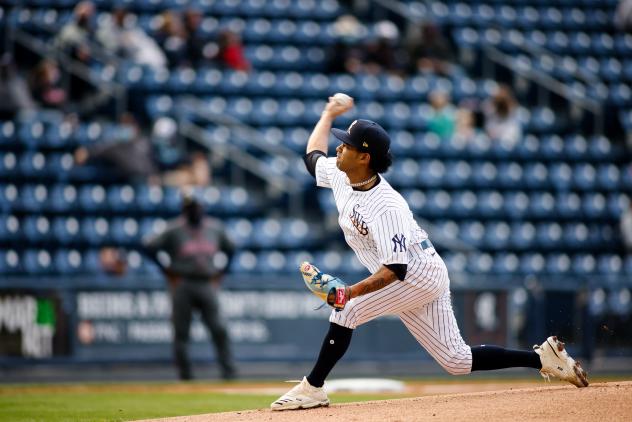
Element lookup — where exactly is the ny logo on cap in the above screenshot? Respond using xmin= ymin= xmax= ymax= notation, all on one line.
xmin=347 ymin=120 xmax=358 ymax=134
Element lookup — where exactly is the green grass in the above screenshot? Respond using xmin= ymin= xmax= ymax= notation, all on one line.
xmin=1 ymin=375 xmax=629 ymax=422
xmin=0 ymin=386 xmax=410 ymax=422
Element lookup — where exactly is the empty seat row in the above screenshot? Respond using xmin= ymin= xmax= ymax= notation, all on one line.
xmin=147 ymin=95 xmax=560 ymax=134
xmin=386 ymin=159 xmax=626 ymax=191
xmin=0 ymin=120 xmax=134 ymax=149
xmin=430 ymin=220 xmax=617 ymax=251
xmin=1 ymin=246 xmax=628 ymax=278
xmin=443 ymin=251 xmax=630 ymax=276
xmin=319 ymin=189 xmax=627 ymax=220
xmin=0 ymin=184 xmax=262 ymax=215
xmin=125 ymin=67 xmax=495 ymax=102
xmin=0 ymin=215 xmax=323 ymax=249
xmin=0 ymin=247 xmax=161 ymax=276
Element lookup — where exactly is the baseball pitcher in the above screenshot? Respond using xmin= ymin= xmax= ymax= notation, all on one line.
xmin=271 ymin=94 xmax=588 ymax=411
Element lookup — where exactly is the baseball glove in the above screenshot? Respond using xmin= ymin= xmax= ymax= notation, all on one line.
xmin=300 ymin=262 xmax=350 ymax=311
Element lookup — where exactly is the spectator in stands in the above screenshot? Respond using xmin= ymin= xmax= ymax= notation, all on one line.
xmin=325 ymin=40 xmax=363 ymax=74
xmin=156 ymin=10 xmax=189 ymax=68
xmin=53 ymin=1 xmax=100 ymax=101
xmin=620 ymin=198 xmax=632 ymax=252
xmin=74 ymin=113 xmax=161 ymax=184
xmin=74 ymin=114 xmax=211 ymax=187
xmin=54 ymin=1 xmax=97 ymax=64
xmin=408 ymin=23 xmax=454 ymax=75
xmin=452 ymin=107 xmax=477 ymax=141
xmin=0 ymin=54 xmax=35 ymax=118
xmin=483 ymin=85 xmax=522 ymax=145
xmin=363 ymin=21 xmax=404 ymax=75
xmin=151 ymin=116 xmax=211 ymax=187
xmin=326 ymin=15 xmax=366 ymax=75
xmin=28 ymin=59 xmax=68 ymax=110
xmin=99 ymin=246 xmax=128 ymax=276
xmin=98 ymin=8 xmax=167 ymax=71
xmin=143 ymin=190 xmax=237 ymax=381
xmin=615 ymin=0 xmax=632 ymax=32
xmin=183 ymin=8 xmax=212 ymax=68
xmin=427 ymin=90 xmax=456 ymax=140
xmin=215 ymin=29 xmax=251 ymax=72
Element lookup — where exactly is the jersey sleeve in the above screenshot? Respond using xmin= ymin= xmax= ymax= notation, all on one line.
xmin=314 ymin=156 xmax=337 ymax=189
xmin=371 ymin=209 xmax=411 ymax=266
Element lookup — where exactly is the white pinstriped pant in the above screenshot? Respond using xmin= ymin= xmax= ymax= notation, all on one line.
xmin=330 ymin=248 xmax=473 ymax=375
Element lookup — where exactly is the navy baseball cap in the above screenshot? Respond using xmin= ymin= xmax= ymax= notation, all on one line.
xmin=331 ymin=119 xmax=391 ymax=156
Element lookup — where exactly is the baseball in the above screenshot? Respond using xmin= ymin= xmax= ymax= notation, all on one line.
xmin=332 ymin=92 xmax=353 ymax=108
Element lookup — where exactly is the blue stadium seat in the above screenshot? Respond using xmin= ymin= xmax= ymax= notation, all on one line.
xmin=19 ymin=184 xmax=48 ymax=213
xmin=0 ymin=121 xmax=16 ymax=148
xmin=529 ymin=192 xmax=555 ymax=217
xmin=520 ymin=253 xmax=546 ymax=275
xmin=227 ymin=218 xmax=255 ymax=249
xmin=546 ymin=253 xmax=572 ymax=274
xmin=497 ymin=162 xmax=523 ymax=188
xmin=607 ymin=193 xmax=628 ymax=219
xmin=252 ymin=218 xmax=283 ymax=248
xmin=582 ymin=193 xmax=607 ymax=218
xmin=444 ymin=161 xmax=472 ymax=187
xmin=483 ymin=221 xmax=511 ymax=250
xmin=278 ymin=218 xmax=312 ymax=248
xmin=425 ymin=190 xmax=452 ymax=216
xmin=55 ymin=249 xmax=84 ymax=274
xmin=0 ymin=184 xmax=19 ymax=212
xmin=418 ymin=159 xmax=446 ymax=188
xmin=0 ymin=249 xmax=21 ymax=274
xmin=471 ymin=162 xmax=497 ymax=187
xmin=510 ymin=222 xmax=536 ymax=250
xmin=452 ymin=190 xmax=477 ymax=217
xmin=107 ymin=185 xmax=137 ymax=213
xmin=388 ymin=159 xmax=420 ymax=188
xmin=460 ymin=221 xmax=485 ymax=247
xmin=0 ymin=214 xmax=20 ymax=243
xmin=477 ymin=190 xmax=503 ymax=217
xmin=466 ymin=252 xmax=493 ymax=274
xmin=403 ymin=189 xmax=426 ymax=214
xmin=23 ymin=216 xmax=53 ymax=244
xmin=550 ymin=163 xmax=573 ymax=190
xmin=81 ymin=217 xmax=111 ymax=246
xmin=230 ymin=250 xmax=258 ymax=273
xmin=597 ymin=164 xmax=620 ymax=190
xmin=23 ymin=249 xmax=54 ymax=275
xmin=79 ymin=185 xmax=108 ymax=212
xmin=536 ymin=222 xmax=563 ymax=249
xmin=257 ymin=250 xmax=287 ymax=273
xmin=0 ymin=152 xmax=17 ymax=179
xmin=503 ymin=191 xmax=529 ymax=219
xmin=110 ymin=217 xmax=141 ymax=245
xmin=493 ymin=253 xmax=520 ymax=275
xmin=572 ymin=254 xmax=596 ymax=274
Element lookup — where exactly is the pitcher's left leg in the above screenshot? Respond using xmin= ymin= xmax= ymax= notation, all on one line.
xmin=399 ymin=292 xmax=472 ymax=375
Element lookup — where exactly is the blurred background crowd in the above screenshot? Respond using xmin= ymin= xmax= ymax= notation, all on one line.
xmin=1 ymin=0 xmax=631 ymax=381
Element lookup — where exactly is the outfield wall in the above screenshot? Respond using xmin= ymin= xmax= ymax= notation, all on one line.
xmin=1 ymin=274 xmax=631 ymax=366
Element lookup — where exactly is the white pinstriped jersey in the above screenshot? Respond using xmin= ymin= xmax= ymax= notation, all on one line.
xmin=315 ymin=156 xmax=428 ymax=275
xmin=315 ymin=155 xmax=473 ymax=374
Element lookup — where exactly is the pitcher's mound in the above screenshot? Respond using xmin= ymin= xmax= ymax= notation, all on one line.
xmin=139 ymin=381 xmax=632 ymax=422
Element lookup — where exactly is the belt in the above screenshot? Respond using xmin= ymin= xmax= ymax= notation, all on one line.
xmin=420 ymin=239 xmax=434 ymax=250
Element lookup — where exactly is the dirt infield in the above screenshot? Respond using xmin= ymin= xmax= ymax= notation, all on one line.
xmin=137 ymin=381 xmax=632 ymax=422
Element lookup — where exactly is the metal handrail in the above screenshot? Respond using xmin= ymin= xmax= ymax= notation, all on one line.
xmin=482 ymin=44 xmax=601 ymax=115
xmin=178 ymin=97 xmax=300 ymax=160
xmin=369 ymin=0 xmax=603 ymax=120
xmin=178 ymin=119 xmax=302 ymax=195
xmin=11 ymin=27 xmax=127 ymax=116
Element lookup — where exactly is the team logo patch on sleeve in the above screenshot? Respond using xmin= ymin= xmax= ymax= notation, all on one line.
xmin=392 ymin=234 xmax=407 ymax=252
